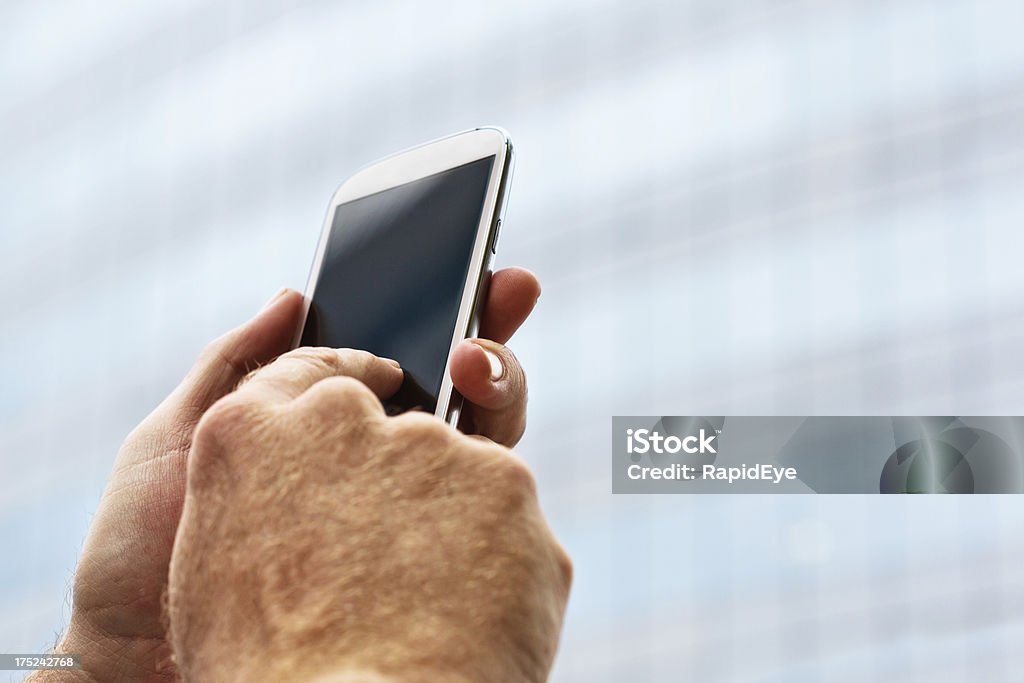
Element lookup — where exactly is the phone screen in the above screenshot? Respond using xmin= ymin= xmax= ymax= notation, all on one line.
xmin=299 ymin=155 xmax=495 ymax=414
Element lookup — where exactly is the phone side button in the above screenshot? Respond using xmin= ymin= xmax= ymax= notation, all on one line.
xmin=491 ymin=218 xmax=501 ymax=254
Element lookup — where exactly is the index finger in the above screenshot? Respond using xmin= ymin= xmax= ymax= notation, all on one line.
xmin=235 ymin=347 xmax=404 ymax=406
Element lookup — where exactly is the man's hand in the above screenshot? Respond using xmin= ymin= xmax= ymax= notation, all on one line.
xmin=45 ymin=268 xmax=541 ymax=681
xmin=167 ymin=348 xmax=571 ymax=683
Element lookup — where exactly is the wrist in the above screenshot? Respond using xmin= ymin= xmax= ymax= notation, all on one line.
xmin=21 ymin=625 xmax=98 ymax=683
xmin=196 ymin=657 xmax=471 ymax=683
xmin=41 ymin=611 xmax=174 ymax=682
xmin=302 ymin=669 xmax=470 ymax=683
xmin=304 ymin=672 xmax=396 ymax=683
xmin=23 ymin=663 xmax=94 ymax=683
xmin=185 ymin=644 xmax=476 ymax=683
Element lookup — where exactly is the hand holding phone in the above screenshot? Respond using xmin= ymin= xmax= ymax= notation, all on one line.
xmin=41 ymin=131 xmax=538 ymax=683
xmin=296 ymin=128 xmax=523 ymax=430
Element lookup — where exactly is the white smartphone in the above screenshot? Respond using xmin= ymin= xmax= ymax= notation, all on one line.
xmin=292 ymin=127 xmax=514 ymax=426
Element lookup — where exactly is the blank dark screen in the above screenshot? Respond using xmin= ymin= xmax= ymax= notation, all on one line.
xmin=299 ymin=156 xmax=494 ymax=414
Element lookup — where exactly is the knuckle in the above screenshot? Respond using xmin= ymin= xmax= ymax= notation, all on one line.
xmin=196 ymin=333 xmax=245 ymax=377
xmin=302 ymin=375 xmax=379 ymax=413
xmin=285 ymin=346 xmax=344 ymax=371
xmin=285 ymin=347 xmax=379 ymax=380
xmin=193 ymin=395 xmax=256 ymax=449
xmin=339 ymin=347 xmax=376 ymax=366
xmin=196 ymin=335 xmax=227 ymax=364
xmin=489 ymin=451 xmax=538 ymax=502
xmin=188 ymin=396 xmax=265 ymax=488
xmin=318 ymin=374 xmax=371 ymax=398
xmin=500 ymin=346 xmax=528 ymax=396
xmin=392 ymin=412 xmax=453 ymax=451
xmin=553 ymin=542 xmax=574 ymax=590
xmin=506 ymin=346 xmax=526 ymax=381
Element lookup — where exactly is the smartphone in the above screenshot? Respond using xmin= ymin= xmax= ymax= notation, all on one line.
xmin=293 ymin=127 xmax=514 ymax=426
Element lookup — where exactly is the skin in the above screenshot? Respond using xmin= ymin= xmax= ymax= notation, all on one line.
xmin=30 ymin=267 xmax=549 ymax=682
xmin=167 ymin=346 xmax=571 ymax=682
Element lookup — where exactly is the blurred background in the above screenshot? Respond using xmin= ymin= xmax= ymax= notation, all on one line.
xmin=3 ymin=0 xmax=1024 ymax=680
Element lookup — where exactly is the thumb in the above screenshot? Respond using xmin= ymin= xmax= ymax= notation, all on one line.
xmin=122 ymin=289 xmax=304 ymax=462
xmin=450 ymin=339 xmax=528 ymax=447
xmin=172 ymin=288 xmax=305 ymax=414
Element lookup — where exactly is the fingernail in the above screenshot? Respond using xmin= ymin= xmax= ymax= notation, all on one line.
xmin=382 ymin=358 xmax=402 ymax=369
xmin=482 ymin=349 xmax=504 ymax=381
xmin=261 ymin=288 xmax=290 ymax=311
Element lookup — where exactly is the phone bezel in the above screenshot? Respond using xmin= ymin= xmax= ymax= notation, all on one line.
xmin=293 ymin=127 xmax=514 ymax=425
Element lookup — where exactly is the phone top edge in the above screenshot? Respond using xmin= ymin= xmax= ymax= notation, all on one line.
xmin=331 ymin=127 xmax=512 ymax=207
